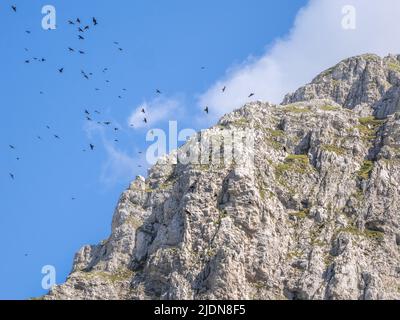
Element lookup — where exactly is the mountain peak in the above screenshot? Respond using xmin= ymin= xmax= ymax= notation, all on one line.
xmin=283 ymin=54 xmax=400 ymax=119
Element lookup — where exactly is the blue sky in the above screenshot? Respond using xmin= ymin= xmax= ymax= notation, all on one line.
xmin=0 ymin=0 xmax=307 ymax=299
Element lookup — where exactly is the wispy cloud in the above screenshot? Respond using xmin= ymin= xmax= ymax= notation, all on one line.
xmin=198 ymin=0 xmax=400 ymax=120
xmin=128 ymin=96 xmax=184 ymax=129
xmin=99 ymin=141 xmax=145 ymax=186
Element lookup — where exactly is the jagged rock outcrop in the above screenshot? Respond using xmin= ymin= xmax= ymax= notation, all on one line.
xmin=44 ymin=54 xmax=400 ymax=300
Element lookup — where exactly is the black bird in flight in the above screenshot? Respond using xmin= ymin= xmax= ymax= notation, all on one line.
xmin=9 ymin=173 xmax=15 ymax=180
xmin=9 ymin=145 xmax=15 ymax=149
xmin=102 ymin=68 xmax=108 ymax=73
xmin=104 ymin=121 xmax=111 ymax=125
xmin=46 ymin=125 xmax=50 ymax=129
xmin=54 ymin=135 xmax=60 ymax=139
xmin=89 ymin=144 xmax=94 ymax=150
xmin=143 ymin=118 xmax=148 ymax=124
xmin=16 ymin=157 xmax=20 ymax=161
xmin=78 ymin=27 xmax=84 ymax=32
xmin=113 ymin=41 xmax=119 ymax=45
xmin=79 ymin=50 xmax=85 ymax=54
xmin=95 ymin=110 xmax=100 ymax=114
xmin=85 ymin=110 xmax=90 ymax=115
xmin=68 ymin=20 xmax=74 ymax=25
xmin=141 ymin=108 xmax=145 ymax=113
xmin=58 ymin=68 xmax=64 ymax=73
xmin=37 ymin=136 xmax=42 ymax=140
xmin=68 ymin=47 xmax=75 ymax=52
xmin=118 ymin=48 xmax=123 ymax=51
xmin=204 ymin=106 xmax=209 ymax=114
xmin=222 ymin=86 xmax=226 ymax=92
xmin=11 ymin=5 xmax=17 ymax=12
xmin=40 ymin=58 xmax=46 ymax=62
xmin=78 ymin=35 xmax=85 ymax=40
xmin=248 ymin=93 xmax=255 ymax=98
xmin=156 ymin=89 xmax=162 ymax=94
xmin=86 ymin=116 xmax=92 ymax=121
xmin=76 ymin=18 xmax=81 ymax=24
xmin=84 ymin=25 xmax=90 ymax=31
xmin=114 ymin=127 xmax=119 ymax=131
xmin=24 ymin=48 xmax=29 ymax=52
xmin=25 ymin=30 xmax=31 ymax=34
xmin=93 ymin=17 xmax=98 ymax=25
xmin=25 ymin=60 xmax=30 ymax=64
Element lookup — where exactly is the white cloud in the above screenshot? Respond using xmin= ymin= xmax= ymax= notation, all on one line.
xmin=198 ymin=0 xmax=400 ymax=119
xmin=128 ymin=96 xmax=183 ymax=129
xmin=100 ymin=141 xmax=145 ymax=186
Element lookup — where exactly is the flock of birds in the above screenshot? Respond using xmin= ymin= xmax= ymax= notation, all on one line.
xmin=6 ymin=4 xmax=257 ymax=184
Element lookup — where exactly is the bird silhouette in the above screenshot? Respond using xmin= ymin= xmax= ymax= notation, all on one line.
xmin=95 ymin=110 xmax=100 ymax=114
xmin=222 ymin=86 xmax=226 ymax=92
xmin=9 ymin=173 xmax=14 ymax=180
xmin=9 ymin=145 xmax=15 ymax=149
xmin=54 ymin=135 xmax=60 ymax=139
xmin=78 ymin=27 xmax=84 ymax=32
xmin=68 ymin=20 xmax=74 ymax=25
xmin=79 ymin=50 xmax=85 ymax=54
xmin=25 ymin=60 xmax=30 ymax=64
xmin=204 ymin=106 xmax=209 ymax=114
xmin=104 ymin=121 xmax=111 ymax=125
xmin=86 ymin=116 xmax=92 ymax=121
xmin=90 ymin=144 xmax=94 ymax=150
xmin=11 ymin=5 xmax=16 ymax=12
xmin=93 ymin=17 xmax=98 ymax=25
xmin=248 ymin=93 xmax=255 ymax=98
xmin=78 ymin=35 xmax=84 ymax=40
xmin=143 ymin=118 xmax=148 ymax=124
xmin=25 ymin=30 xmax=31 ymax=34
xmin=76 ymin=18 xmax=81 ymax=24
xmin=68 ymin=47 xmax=75 ymax=52
xmin=58 ymin=68 xmax=64 ymax=73
xmin=156 ymin=89 xmax=162 ymax=94
xmin=84 ymin=26 xmax=90 ymax=31
xmin=141 ymin=108 xmax=146 ymax=113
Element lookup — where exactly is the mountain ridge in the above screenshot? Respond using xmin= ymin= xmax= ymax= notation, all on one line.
xmin=43 ymin=54 xmax=400 ymax=300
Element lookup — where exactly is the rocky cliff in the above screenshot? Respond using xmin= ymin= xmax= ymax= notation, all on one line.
xmin=45 ymin=54 xmax=400 ymax=300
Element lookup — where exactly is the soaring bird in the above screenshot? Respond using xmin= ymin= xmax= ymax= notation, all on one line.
xmin=103 ymin=121 xmax=111 ymax=125
xmin=25 ymin=60 xmax=30 ymax=64
xmin=25 ymin=30 xmax=31 ymax=34
xmin=113 ymin=41 xmax=119 ymax=45
xmin=9 ymin=145 xmax=15 ymax=149
xmin=76 ymin=18 xmax=81 ymax=24
xmin=222 ymin=86 xmax=226 ymax=92
xmin=118 ymin=48 xmax=123 ymax=51
xmin=79 ymin=50 xmax=85 ymax=54
xmin=93 ymin=17 xmax=98 ymax=25
xmin=141 ymin=108 xmax=145 ymax=113
xmin=204 ymin=106 xmax=209 ymax=114
xmin=78 ymin=35 xmax=84 ymax=40
xmin=86 ymin=116 xmax=92 ymax=121
xmin=68 ymin=20 xmax=74 ymax=25
xmin=84 ymin=25 xmax=90 ymax=31
xmin=9 ymin=173 xmax=15 ymax=180
xmin=248 ymin=93 xmax=255 ymax=98
xmin=156 ymin=89 xmax=162 ymax=94
xmin=78 ymin=27 xmax=84 ymax=32
xmin=68 ymin=47 xmax=75 ymax=52
xmin=102 ymin=68 xmax=108 ymax=73
xmin=84 ymin=110 xmax=90 ymax=115
xmin=143 ymin=118 xmax=148 ymax=124
xmin=11 ymin=5 xmax=17 ymax=12
xmin=89 ymin=144 xmax=94 ymax=150
xmin=58 ymin=68 xmax=64 ymax=73
xmin=94 ymin=110 xmax=100 ymax=114
xmin=54 ymin=135 xmax=60 ymax=139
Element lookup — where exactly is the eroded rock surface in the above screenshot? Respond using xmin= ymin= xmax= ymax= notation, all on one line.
xmin=45 ymin=54 xmax=400 ymax=300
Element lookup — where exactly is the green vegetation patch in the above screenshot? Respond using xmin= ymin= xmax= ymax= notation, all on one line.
xmin=320 ymin=105 xmax=339 ymax=111
xmin=321 ymin=144 xmax=345 ymax=156
xmin=289 ymin=209 xmax=309 ymax=219
xmin=355 ymin=116 xmax=384 ymax=142
xmin=357 ymin=160 xmax=374 ymax=180
xmin=275 ymin=154 xmax=311 ymax=177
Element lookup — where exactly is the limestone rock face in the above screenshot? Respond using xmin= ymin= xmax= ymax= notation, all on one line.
xmin=45 ymin=55 xmax=400 ymax=300
xmin=283 ymin=54 xmax=400 ymax=119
